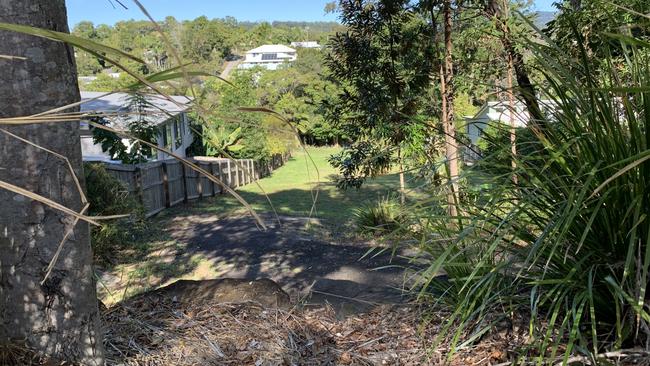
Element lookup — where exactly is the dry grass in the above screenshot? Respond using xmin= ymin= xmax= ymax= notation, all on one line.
xmin=5 ymin=295 xmax=649 ymax=365
xmin=100 ymin=295 xmax=650 ymax=365
xmin=100 ymin=294 xmax=538 ymax=366
xmin=102 ymin=297 xmax=429 ymax=365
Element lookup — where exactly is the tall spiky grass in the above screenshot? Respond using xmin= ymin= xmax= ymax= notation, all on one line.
xmin=413 ymin=32 xmax=650 ymax=362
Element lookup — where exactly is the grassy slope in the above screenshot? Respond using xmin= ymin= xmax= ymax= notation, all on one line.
xmin=194 ymin=146 xmax=413 ymax=230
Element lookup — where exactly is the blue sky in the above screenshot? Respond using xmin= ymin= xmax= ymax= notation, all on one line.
xmin=532 ymin=0 xmax=557 ymax=12
xmin=66 ymin=0 xmax=338 ymax=27
xmin=66 ymin=0 xmax=557 ymax=27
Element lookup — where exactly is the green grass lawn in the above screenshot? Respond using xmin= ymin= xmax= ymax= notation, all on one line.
xmin=190 ymin=146 xmax=419 ymax=231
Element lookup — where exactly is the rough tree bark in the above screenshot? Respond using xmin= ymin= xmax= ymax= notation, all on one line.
xmin=484 ymin=0 xmax=545 ymax=128
xmin=507 ymin=52 xmax=519 ymax=184
xmin=398 ymin=147 xmax=405 ymax=205
xmin=503 ymin=0 xmax=518 ymax=184
xmin=441 ymin=0 xmax=459 ymax=217
xmin=0 ymin=1 xmax=104 ymax=364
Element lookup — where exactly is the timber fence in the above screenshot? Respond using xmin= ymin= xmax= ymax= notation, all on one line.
xmin=96 ymin=153 xmax=289 ymax=217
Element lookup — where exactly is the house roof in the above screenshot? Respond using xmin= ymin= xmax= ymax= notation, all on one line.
xmin=80 ymin=91 xmax=192 ymax=130
xmin=466 ymin=99 xmax=557 ymax=122
xmin=290 ymin=41 xmax=321 ymax=48
xmin=246 ymin=44 xmax=296 ymax=54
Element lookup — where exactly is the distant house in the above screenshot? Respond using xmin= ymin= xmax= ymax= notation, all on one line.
xmin=238 ymin=44 xmax=297 ymax=70
xmin=78 ymin=72 xmax=120 ymax=84
xmin=463 ymin=100 xmax=557 ymax=161
xmin=79 ymin=91 xmax=194 ymax=162
xmin=465 ymin=101 xmax=529 ymax=147
xmin=290 ymin=41 xmax=321 ymax=49
xmin=464 ymin=100 xmax=560 ymax=145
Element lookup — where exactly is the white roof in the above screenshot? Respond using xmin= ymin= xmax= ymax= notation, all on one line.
xmin=80 ymin=91 xmax=192 ymax=130
xmin=290 ymin=41 xmax=321 ymax=48
xmin=246 ymin=44 xmax=296 ymax=54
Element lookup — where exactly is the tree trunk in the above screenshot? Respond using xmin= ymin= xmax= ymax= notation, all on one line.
xmin=485 ymin=0 xmax=544 ymax=128
xmin=507 ymin=52 xmax=518 ymax=184
xmin=0 ymin=1 xmax=104 ymax=364
xmin=398 ymin=147 xmax=405 ymax=205
xmin=503 ymin=0 xmax=518 ymax=185
xmin=441 ymin=0 xmax=459 ymax=217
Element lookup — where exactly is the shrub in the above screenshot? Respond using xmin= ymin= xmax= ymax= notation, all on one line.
xmin=84 ymin=162 xmax=147 ymax=263
xmin=413 ymin=34 xmax=650 ymax=361
xmin=354 ymin=196 xmax=404 ymax=235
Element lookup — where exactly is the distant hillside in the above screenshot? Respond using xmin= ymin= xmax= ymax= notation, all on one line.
xmin=237 ymin=21 xmax=343 ymax=33
xmin=534 ymin=11 xmax=556 ymax=29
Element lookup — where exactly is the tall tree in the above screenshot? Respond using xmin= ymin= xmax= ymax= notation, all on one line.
xmin=0 ymin=1 xmax=104 ymax=364
xmin=438 ymin=0 xmax=460 ymax=216
xmin=545 ymin=0 xmax=650 ymax=72
xmin=324 ymin=0 xmax=436 ymax=190
xmin=482 ymin=0 xmax=544 ymax=125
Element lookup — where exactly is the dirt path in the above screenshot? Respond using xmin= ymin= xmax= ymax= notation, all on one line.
xmin=220 ymin=59 xmax=241 ymax=79
xmin=161 ymin=210 xmax=416 ymax=315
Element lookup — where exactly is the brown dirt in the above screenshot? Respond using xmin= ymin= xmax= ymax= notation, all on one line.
xmin=98 ymin=211 xmax=422 ymax=315
xmin=146 ymin=278 xmax=291 ymax=309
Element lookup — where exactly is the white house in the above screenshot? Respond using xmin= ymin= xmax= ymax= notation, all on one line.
xmin=464 ymin=100 xmax=557 ymax=146
xmin=238 ymin=44 xmax=297 ymax=70
xmin=290 ymin=41 xmax=321 ymax=49
xmin=79 ymin=91 xmax=194 ymax=162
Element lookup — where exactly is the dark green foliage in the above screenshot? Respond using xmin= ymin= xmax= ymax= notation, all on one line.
xmin=89 ymin=93 xmax=159 ymax=164
xmin=84 ymin=163 xmax=147 ymax=263
xmin=258 ymin=48 xmax=346 ymax=146
xmin=200 ymin=71 xmax=274 ymax=161
xmin=545 ymin=0 xmax=650 ymax=73
xmin=324 ymin=0 xmax=438 ymax=188
xmin=180 ymin=16 xmax=232 ymax=66
xmin=473 ymin=121 xmax=537 ymax=175
xmin=328 ymin=141 xmax=392 ymax=189
xmin=413 ymin=32 xmax=650 ymax=361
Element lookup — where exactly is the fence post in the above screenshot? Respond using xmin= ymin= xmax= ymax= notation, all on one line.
xmin=242 ymin=160 xmax=247 ymax=185
xmin=134 ymin=165 xmax=144 ymax=206
xmin=196 ymin=160 xmax=203 ymax=199
xmin=245 ymin=159 xmax=251 ymax=184
xmin=226 ymin=159 xmax=231 ymax=188
xmin=210 ymin=162 xmax=217 ymax=197
xmin=233 ymin=159 xmax=240 ymax=187
xmin=218 ymin=161 xmax=225 ymax=194
xmin=180 ymin=163 xmax=188 ymax=203
xmin=162 ymin=161 xmax=171 ymax=208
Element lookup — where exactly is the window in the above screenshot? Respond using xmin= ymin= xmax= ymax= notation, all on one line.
xmin=173 ymin=118 xmax=182 ymax=149
xmin=261 ymin=53 xmax=278 ymax=60
xmin=161 ymin=124 xmax=172 ymax=149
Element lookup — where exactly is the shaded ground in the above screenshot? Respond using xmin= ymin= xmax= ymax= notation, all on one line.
xmin=161 ymin=211 xmax=416 ymax=314
xmin=97 ymin=207 xmax=419 ymax=314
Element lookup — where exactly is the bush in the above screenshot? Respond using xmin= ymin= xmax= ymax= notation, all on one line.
xmin=413 ymin=34 xmax=650 ymax=361
xmin=354 ymin=196 xmax=405 ymax=235
xmin=84 ymin=162 xmax=147 ymax=263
